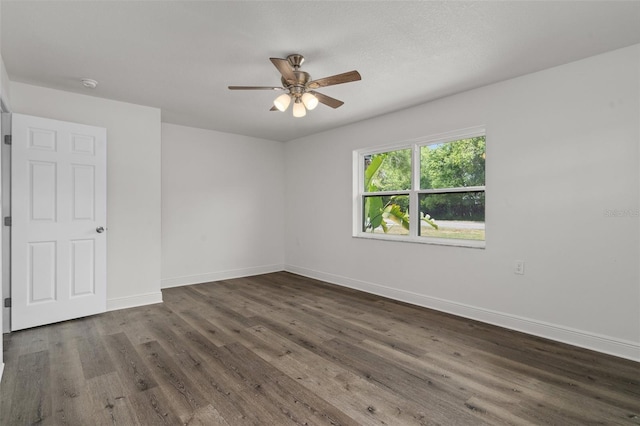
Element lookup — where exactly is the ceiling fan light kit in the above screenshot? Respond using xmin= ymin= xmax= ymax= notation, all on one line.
xmin=301 ymin=92 xmax=319 ymax=110
xmin=293 ymin=98 xmax=306 ymax=118
xmin=274 ymin=93 xmax=292 ymax=112
xmin=229 ymin=53 xmax=361 ymax=118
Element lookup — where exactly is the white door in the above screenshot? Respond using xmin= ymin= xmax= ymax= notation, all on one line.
xmin=11 ymin=113 xmax=107 ymax=331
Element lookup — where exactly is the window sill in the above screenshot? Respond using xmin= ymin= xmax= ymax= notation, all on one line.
xmin=353 ymin=232 xmax=486 ymax=249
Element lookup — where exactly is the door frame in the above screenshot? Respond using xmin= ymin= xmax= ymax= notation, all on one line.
xmin=1 ymin=100 xmax=9 ymax=334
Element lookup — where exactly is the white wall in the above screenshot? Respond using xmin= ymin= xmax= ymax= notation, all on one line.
xmin=9 ymin=82 xmax=163 ymax=310
xmin=161 ymin=123 xmax=285 ymax=287
xmin=284 ymin=45 xmax=640 ymax=361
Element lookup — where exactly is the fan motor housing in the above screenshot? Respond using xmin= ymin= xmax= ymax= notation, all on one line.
xmin=282 ymin=71 xmax=311 ymax=96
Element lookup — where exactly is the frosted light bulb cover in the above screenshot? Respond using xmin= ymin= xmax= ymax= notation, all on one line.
xmin=301 ymin=92 xmax=319 ymax=110
xmin=274 ymin=93 xmax=291 ymax=112
xmin=293 ymin=101 xmax=306 ymax=118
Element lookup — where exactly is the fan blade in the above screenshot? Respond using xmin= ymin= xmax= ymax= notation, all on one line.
xmin=309 ymin=91 xmax=344 ymax=109
xmin=307 ymin=70 xmax=361 ymax=89
xmin=270 ymin=58 xmax=296 ymax=85
xmin=270 ymin=106 xmax=278 ymax=111
xmin=228 ymin=86 xmax=285 ymax=90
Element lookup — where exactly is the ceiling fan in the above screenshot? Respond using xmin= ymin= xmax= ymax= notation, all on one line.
xmin=228 ymin=54 xmax=361 ymax=118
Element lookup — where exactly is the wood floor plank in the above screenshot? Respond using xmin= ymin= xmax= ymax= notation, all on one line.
xmin=137 ymin=340 xmax=208 ymax=422
xmin=84 ymin=371 xmax=140 ymax=426
xmin=7 ymin=350 xmax=51 ymax=425
xmin=156 ymin=313 xmax=330 ymax=425
xmin=76 ymin=325 xmax=116 ymax=380
xmin=474 ymin=347 xmax=640 ymax=415
xmin=182 ymin=285 xmax=257 ymax=328
xmin=126 ymin=387 xmax=185 ymax=425
xmin=136 ymin=307 xmax=271 ymax=424
xmin=121 ymin=305 xmax=163 ymax=345
xmin=92 ymin=309 xmax=128 ymax=337
xmin=104 ymin=331 xmax=159 ymax=393
xmin=178 ymin=308 xmax=242 ymax=347
xmin=2 ymin=271 xmax=639 ymax=425
xmin=45 ymin=322 xmax=93 ymax=426
xmin=322 ymin=337 xmax=487 ymax=424
xmin=360 ymin=338 xmax=610 ymax=425
xmin=223 ymin=341 xmax=360 ymax=426
xmin=2 ymin=325 xmax=50 ymax=363
xmin=243 ymin=323 xmax=449 ymax=425
xmin=186 ymin=404 xmax=232 ymax=426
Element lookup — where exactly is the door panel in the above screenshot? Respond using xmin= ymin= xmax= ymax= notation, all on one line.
xmin=72 ymin=165 xmax=95 ymax=220
xmin=28 ymin=241 xmax=56 ymax=303
xmin=70 ymin=239 xmax=95 ymax=296
xmin=12 ymin=113 xmax=107 ymax=331
xmin=30 ymin=161 xmax=57 ymax=221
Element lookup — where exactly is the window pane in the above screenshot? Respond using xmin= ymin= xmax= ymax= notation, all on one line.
xmin=419 ymin=192 xmax=485 ymax=240
xmin=363 ymin=195 xmax=410 ymax=235
xmin=420 ymin=136 xmax=485 ymax=189
xmin=364 ymin=149 xmax=412 ymax=192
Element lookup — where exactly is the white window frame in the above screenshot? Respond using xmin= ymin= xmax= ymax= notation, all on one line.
xmin=353 ymin=126 xmax=486 ymax=249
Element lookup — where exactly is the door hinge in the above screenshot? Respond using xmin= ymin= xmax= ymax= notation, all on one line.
xmin=4 ymin=298 xmax=10 ymax=308
xmin=4 ymin=135 xmax=11 ymax=145
xmin=3 ymin=216 xmax=10 ymax=226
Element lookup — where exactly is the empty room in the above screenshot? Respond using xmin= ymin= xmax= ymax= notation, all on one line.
xmin=0 ymin=1 xmax=639 ymax=424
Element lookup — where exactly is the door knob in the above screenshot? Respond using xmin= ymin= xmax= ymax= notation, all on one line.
xmin=96 ymin=226 xmax=105 ymax=233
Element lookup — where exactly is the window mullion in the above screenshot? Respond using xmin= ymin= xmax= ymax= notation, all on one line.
xmin=410 ymin=144 xmax=420 ymax=237
xmin=418 ymin=186 xmax=485 ymax=194
xmin=362 ymin=190 xmax=411 ymax=196
xmin=354 ymin=151 xmax=364 ymax=236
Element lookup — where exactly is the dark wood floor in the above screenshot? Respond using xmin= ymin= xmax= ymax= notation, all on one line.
xmin=1 ymin=272 xmax=639 ymax=425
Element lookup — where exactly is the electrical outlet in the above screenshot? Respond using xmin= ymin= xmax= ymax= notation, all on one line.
xmin=514 ymin=260 xmax=525 ymax=275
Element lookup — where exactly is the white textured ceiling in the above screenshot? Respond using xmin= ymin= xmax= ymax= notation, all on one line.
xmin=2 ymin=1 xmax=640 ymax=142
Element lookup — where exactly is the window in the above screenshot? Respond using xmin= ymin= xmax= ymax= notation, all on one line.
xmin=354 ymin=128 xmax=486 ymax=248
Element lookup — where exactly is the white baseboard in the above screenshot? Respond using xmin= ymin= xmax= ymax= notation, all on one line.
xmin=285 ymin=264 xmax=640 ymax=362
xmin=107 ymin=291 xmax=163 ymax=312
xmin=161 ymin=264 xmax=284 ymax=289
